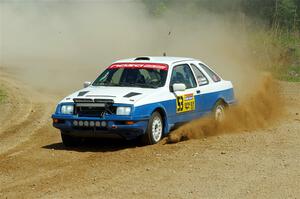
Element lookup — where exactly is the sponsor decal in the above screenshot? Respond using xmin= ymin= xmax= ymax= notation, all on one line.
xmin=108 ymin=62 xmax=168 ymax=71
xmin=176 ymin=93 xmax=195 ymax=113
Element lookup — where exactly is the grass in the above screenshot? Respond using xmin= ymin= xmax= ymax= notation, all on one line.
xmin=277 ymin=64 xmax=300 ymax=82
xmin=276 ymin=32 xmax=300 ymax=82
xmin=249 ymin=29 xmax=300 ymax=82
xmin=0 ymin=88 xmax=6 ymax=103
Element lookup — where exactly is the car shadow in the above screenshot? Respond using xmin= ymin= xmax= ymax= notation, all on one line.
xmin=42 ymin=138 xmax=141 ymax=152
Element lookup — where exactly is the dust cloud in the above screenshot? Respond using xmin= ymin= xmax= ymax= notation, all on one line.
xmin=0 ymin=1 xmax=284 ymax=137
xmin=167 ymin=74 xmax=284 ymax=143
xmin=1 ymin=1 xmax=258 ymax=95
xmin=1 ymin=1 xmax=163 ymax=93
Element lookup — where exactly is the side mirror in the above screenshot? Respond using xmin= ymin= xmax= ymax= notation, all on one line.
xmin=172 ymin=83 xmax=186 ymax=92
xmin=83 ymin=81 xmax=91 ymax=88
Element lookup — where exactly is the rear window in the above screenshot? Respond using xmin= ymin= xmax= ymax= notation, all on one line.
xmin=190 ymin=64 xmax=208 ymax=86
xmin=199 ymin=63 xmax=221 ymax=82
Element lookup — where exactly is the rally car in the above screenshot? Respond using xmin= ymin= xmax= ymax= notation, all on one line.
xmin=52 ymin=56 xmax=235 ymax=146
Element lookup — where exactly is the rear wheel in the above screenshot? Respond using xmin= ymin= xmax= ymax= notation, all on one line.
xmin=141 ymin=112 xmax=163 ymax=145
xmin=213 ymin=101 xmax=226 ymax=122
xmin=61 ymin=131 xmax=82 ymax=147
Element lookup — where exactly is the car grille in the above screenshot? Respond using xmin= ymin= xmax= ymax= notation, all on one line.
xmin=73 ymin=98 xmax=116 ymax=117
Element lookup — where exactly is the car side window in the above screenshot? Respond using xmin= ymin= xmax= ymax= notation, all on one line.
xmin=190 ymin=64 xmax=209 ymax=86
xmin=199 ymin=63 xmax=221 ymax=82
xmin=170 ymin=64 xmax=197 ymax=89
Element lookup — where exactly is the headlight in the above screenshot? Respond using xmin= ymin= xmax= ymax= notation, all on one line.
xmin=61 ymin=105 xmax=74 ymax=114
xmin=116 ymin=107 xmax=131 ymax=115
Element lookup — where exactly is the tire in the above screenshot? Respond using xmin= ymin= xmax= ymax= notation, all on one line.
xmin=141 ymin=112 xmax=163 ymax=145
xmin=213 ymin=100 xmax=226 ymax=122
xmin=61 ymin=131 xmax=82 ymax=147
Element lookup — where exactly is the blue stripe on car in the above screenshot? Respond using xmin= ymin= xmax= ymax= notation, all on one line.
xmin=134 ymin=87 xmax=235 ymax=133
xmin=52 ymin=88 xmax=235 ymax=139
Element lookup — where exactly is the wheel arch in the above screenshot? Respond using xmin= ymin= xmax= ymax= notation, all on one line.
xmin=214 ymin=97 xmax=229 ymax=108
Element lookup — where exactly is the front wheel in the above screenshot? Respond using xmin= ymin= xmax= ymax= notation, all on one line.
xmin=141 ymin=112 xmax=163 ymax=145
xmin=61 ymin=131 xmax=82 ymax=147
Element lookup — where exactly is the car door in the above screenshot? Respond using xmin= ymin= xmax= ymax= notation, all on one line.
xmin=170 ymin=63 xmax=199 ymax=124
xmin=189 ymin=63 xmax=210 ymax=116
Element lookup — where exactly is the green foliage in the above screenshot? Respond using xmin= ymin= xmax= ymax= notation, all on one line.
xmin=0 ymin=88 xmax=6 ymax=103
xmin=242 ymin=0 xmax=277 ymax=26
xmin=193 ymin=0 xmax=242 ymax=13
xmin=274 ymin=33 xmax=300 ymax=82
xmin=277 ymin=0 xmax=298 ymax=29
xmin=249 ymin=30 xmax=300 ymax=82
xmin=142 ymin=0 xmax=170 ymax=16
xmin=242 ymin=0 xmax=300 ymax=31
xmin=143 ymin=0 xmax=300 ymax=31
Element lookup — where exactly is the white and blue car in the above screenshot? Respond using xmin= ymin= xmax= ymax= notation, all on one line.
xmin=52 ymin=57 xmax=235 ymax=146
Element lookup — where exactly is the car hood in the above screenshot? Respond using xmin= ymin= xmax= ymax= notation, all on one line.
xmin=60 ymin=86 xmax=159 ymax=105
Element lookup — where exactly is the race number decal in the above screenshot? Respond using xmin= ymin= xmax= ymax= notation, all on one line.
xmin=176 ymin=93 xmax=195 ymax=113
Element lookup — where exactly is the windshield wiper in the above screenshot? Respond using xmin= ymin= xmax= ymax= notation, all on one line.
xmin=93 ymin=82 xmax=158 ymax=88
xmin=119 ymin=82 xmax=158 ymax=88
xmin=137 ymin=83 xmax=158 ymax=88
xmin=93 ymin=82 xmax=120 ymax=87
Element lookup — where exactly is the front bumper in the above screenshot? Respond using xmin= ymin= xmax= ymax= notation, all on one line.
xmin=52 ymin=114 xmax=148 ymax=140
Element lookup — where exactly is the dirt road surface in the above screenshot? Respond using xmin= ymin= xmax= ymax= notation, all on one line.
xmin=0 ymin=70 xmax=299 ymax=199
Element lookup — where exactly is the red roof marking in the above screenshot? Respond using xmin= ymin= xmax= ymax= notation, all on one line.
xmin=108 ymin=62 xmax=168 ymax=71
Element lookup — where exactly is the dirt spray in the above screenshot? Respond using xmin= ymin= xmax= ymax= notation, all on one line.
xmin=167 ymin=74 xmax=284 ymax=143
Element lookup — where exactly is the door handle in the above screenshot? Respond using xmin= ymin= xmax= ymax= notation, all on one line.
xmin=196 ymin=90 xmax=201 ymax=94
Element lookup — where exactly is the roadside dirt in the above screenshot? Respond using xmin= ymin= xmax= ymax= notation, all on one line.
xmin=0 ymin=70 xmax=299 ymax=199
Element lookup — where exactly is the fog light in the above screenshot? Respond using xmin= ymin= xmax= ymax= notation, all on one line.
xmin=79 ymin=121 xmax=83 ymax=126
xmin=84 ymin=121 xmax=89 ymax=127
xmin=95 ymin=121 xmax=101 ymax=127
xmin=90 ymin=121 xmax=95 ymax=127
xmin=101 ymin=121 xmax=107 ymax=127
xmin=73 ymin=120 xmax=78 ymax=126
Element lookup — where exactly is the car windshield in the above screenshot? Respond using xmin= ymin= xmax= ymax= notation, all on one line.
xmin=92 ymin=67 xmax=168 ymax=88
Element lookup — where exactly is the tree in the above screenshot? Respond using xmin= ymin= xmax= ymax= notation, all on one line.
xmin=142 ymin=0 xmax=300 ymax=31
xmin=276 ymin=0 xmax=297 ymax=30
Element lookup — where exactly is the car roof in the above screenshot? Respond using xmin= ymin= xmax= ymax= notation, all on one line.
xmin=113 ymin=56 xmax=199 ymax=66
